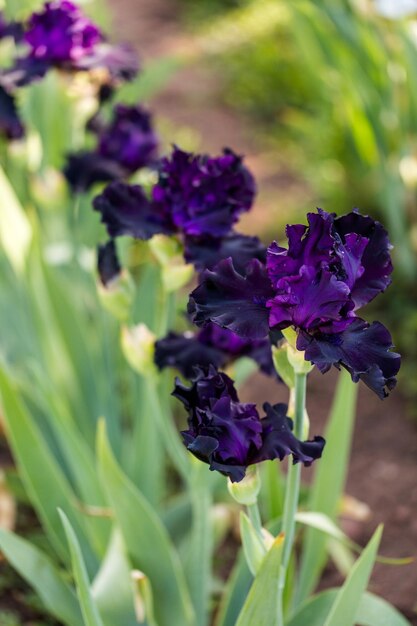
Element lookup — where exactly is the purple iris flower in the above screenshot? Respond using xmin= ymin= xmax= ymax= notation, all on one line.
xmin=155 ymin=322 xmax=277 ymax=379
xmin=65 ymin=103 xmax=158 ymax=192
xmin=0 ymin=2 xmax=138 ymax=89
xmin=97 ymin=104 xmax=158 ymax=173
xmin=152 ymin=146 xmax=256 ymax=238
xmin=189 ymin=209 xmax=400 ymax=398
xmin=25 ymin=1 xmax=102 ymax=64
xmin=173 ymin=366 xmax=325 ymax=482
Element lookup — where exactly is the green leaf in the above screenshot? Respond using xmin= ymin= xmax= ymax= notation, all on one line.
xmin=287 ymin=590 xmax=411 ymax=626
xmin=97 ymin=421 xmax=194 ymax=626
xmin=185 ymin=462 xmax=214 ymax=626
xmin=0 ymin=366 xmax=97 ymax=571
xmin=236 ymin=534 xmax=284 ymax=626
xmin=59 ymin=510 xmax=105 ymax=626
xmin=215 ymin=552 xmax=252 ymax=626
xmin=0 ymin=529 xmax=82 ymax=626
xmin=0 ymin=165 xmax=31 ymax=273
xmin=297 ymin=369 xmax=357 ymax=603
xmin=239 ymin=512 xmax=267 ymax=576
xmin=92 ymin=530 xmax=137 ymax=626
xmin=323 ymin=525 xmax=383 ymax=626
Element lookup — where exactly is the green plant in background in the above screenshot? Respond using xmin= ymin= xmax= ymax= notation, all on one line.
xmin=0 ymin=1 xmax=412 ymax=626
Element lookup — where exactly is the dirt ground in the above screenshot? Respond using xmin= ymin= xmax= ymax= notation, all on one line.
xmin=106 ymin=0 xmax=417 ymax=621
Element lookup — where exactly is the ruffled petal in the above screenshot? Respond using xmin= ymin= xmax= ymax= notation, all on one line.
xmin=251 ymin=403 xmax=325 ymax=466
xmin=297 ymin=318 xmax=400 ymax=398
xmin=267 ymin=266 xmax=351 ymax=331
xmin=97 ymin=239 xmax=121 ymax=286
xmin=334 ymin=211 xmax=393 ymax=308
xmin=93 ymin=181 xmax=173 ymax=239
xmin=188 ymin=258 xmax=274 ymax=340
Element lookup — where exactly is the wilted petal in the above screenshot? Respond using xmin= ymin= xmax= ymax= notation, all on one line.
xmin=297 ymin=318 xmax=401 ymax=398
xmin=188 ymin=258 xmax=274 ymax=340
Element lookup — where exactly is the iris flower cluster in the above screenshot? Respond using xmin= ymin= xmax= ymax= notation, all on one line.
xmin=189 ymin=209 xmax=400 ymax=399
xmin=0 ymin=1 xmax=138 ymax=140
xmin=174 ymin=366 xmax=325 ymax=482
xmin=65 ymin=103 xmax=159 ymax=192
xmin=94 ymin=145 xmax=265 ymax=272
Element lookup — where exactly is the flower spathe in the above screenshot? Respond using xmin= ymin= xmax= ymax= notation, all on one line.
xmin=189 ymin=209 xmax=400 ymax=398
xmin=173 ymin=366 xmax=325 ymax=482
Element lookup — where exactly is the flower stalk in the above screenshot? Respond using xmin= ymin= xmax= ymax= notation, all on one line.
xmin=277 ymin=370 xmax=307 ymax=625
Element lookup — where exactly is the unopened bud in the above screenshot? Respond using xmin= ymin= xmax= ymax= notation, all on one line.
xmin=121 ymin=324 xmax=156 ymax=377
xmin=98 ymin=271 xmax=134 ymax=322
xmin=149 ymin=234 xmax=182 ymax=265
xmin=228 ymin=466 xmax=261 ymax=506
xmin=162 ymin=262 xmax=194 ymax=292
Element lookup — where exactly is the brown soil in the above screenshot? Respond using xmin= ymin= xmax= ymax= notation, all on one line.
xmin=106 ymin=0 xmax=417 ymax=621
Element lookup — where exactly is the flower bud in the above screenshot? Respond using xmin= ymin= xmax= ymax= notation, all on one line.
xmin=272 ymin=344 xmax=295 ymax=388
xmin=161 ymin=262 xmax=194 ymax=292
xmin=227 ymin=465 xmax=261 ymax=506
xmin=121 ymin=324 xmax=157 ymax=377
xmin=149 ymin=234 xmax=182 ymax=266
xmin=98 ymin=271 xmax=134 ymax=322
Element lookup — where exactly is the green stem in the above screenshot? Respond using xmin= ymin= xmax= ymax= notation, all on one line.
xmin=147 ymin=377 xmax=190 ymax=482
xmin=186 ymin=462 xmax=213 ymax=626
xmin=247 ymin=501 xmax=263 ymax=542
xmin=277 ymin=372 xmax=307 ymax=625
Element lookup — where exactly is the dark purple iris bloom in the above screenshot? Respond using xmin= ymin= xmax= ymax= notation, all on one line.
xmin=0 ymin=86 xmax=24 ymax=140
xmin=173 ymin=366 xmax=325 ymax=482
xmin=93 ymin=181 xmax=173 ymax=239
xmin=25 ymin=1 xmax=102 ymax=63
xmin=189 ymin=209 xmax=400 ymax=398
xmin=152 ymin=146 xmax=256 ymax=238
xmin=0 ymin=2 xmax=138 ymax=89
xmin=97 ymin=104 xmax=158 ymax=173
xmin=97 ymin=239 xmax=120 ymax=286
xmin=155 ymin=322 xmax=276 ymax=379
xmin=65 ymin=103 xmax=157 ymax=192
